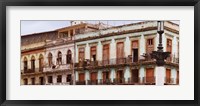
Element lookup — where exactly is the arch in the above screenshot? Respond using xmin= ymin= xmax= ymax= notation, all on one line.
xmin=23 ymin=57 xmax=28 ymax=72
xmin=31 ymin=55 xmax=35 ymax=72
xmin=39 ymin=54 xmax=44 ymax=72
xmin=48 ymin=52 xmax=53 ymax=67
xmin=57 ymin=51 xmax=62 ymax=65
xmin=67 ymin=49 xmax=72 ymax=64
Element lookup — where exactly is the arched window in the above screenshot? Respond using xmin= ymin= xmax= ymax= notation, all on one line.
xmin=31 ymin=56 xmax=35 ymax=72
xmin=23 ymin=57 xmax=28 ymax=72
xmin=57 ymin=51 xmax=62 ymax=65
xmin=39 ymin=54 xmax=44 ymax=72
xmin=48 ymin=53 xmax=53 ymax=67
xmin=67 ymin=50 xmax=72 ymax=64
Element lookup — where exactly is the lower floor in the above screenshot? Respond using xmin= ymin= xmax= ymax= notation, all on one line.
xmin=75 ymin=66 xmax=179 ymax=85
xmin=21 ymin=71 xmax=73 ymax=85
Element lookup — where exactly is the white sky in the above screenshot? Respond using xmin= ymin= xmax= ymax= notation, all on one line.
xmin=21 ymin=20 xmax=179 ymax=35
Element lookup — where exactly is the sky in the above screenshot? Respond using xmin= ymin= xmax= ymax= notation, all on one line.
xmin=21 ymin=20 xmax=179 ymax=35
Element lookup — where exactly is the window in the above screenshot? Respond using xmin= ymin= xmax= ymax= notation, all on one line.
xmin=116 ymin=42 xmax=124 ymax=64
xmin=146 ymin=38 xmax=154 ymax=54
xmin=48 ymin=76 xmax=53 ymax=83
xmin=31 ymin=78 xmax=35 ymax=85
xmin=132 ymin=40 xmax=139 ymax=62
xmin=23 ymin=57 xmax=28 ymax=72
xmin=39 ymin=54 xmax=44 ymax=72
xmin=67 ymin=50 xmax=72 ymax=64
xmin=39 ymin=77 xmax=44 ymax=85
xmin=67 ymin=74 xmax=72 ymax=82
xmin=57 ymin=51 xmax=62 ymax=65
xmin=79 ymin=48 xmax=85 ymax=62
xmin=31 ymin=56 xmax=35 ymax=72
xmin=166 ymin=39 xmax=172 ymax=61
xmin=103 ymin=44 xmax=110 ymax=65
xmin=48 ymin=53 xmax=53 ymax=67
xmin=24 ymin=78 xmax=28 ymax=85
xmin=57 ymin=75 xmax=62 ymax=83
xmin=90 ymin=46 xmax=97 ymax=61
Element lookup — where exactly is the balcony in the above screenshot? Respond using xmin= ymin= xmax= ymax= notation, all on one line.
xmin=76 ymin=81 xmax=86 ymax=85
xmin=23 ymin=68 xmax=36 ymax=74
xmin=99 ymin=79 xmax=112 ymax=85
xmin=44 ymin=64 xmax=72 ymax=72
xmin=164 ymin=77 xmax=174 ymax=85
xmin=128 ymin=77 xmax=140 ymax=84
xmin=113 ymin=78 xmax=126 ymax=85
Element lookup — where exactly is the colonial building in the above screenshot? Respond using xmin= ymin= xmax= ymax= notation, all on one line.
xmin=74 ymin=21 xmax=179 ymax=85
xmin=21 ymin=21 xmax=179 ymax=85
xmin=21 ymin=21 xmax=102 ymax=85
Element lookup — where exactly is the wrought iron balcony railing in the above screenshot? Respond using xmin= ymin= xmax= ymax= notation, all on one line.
xmin=143 ymin=76 xmax=156 ymax=85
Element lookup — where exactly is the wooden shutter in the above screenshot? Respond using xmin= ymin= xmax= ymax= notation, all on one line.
xmin=103 ymin=72 xmax=109 ymax=81
xmin=166 ymin=69 xmax=171 ymax=83
xmin=146 ymin=39 xmax=154 ymax=54
xmin=132 ymin=40 xmax=138 ymax=48
xmin=79 ymin=48 xmax=85 ymax=61
xmin=79 ymin=73 xmax=85 ymax=82
xmin=117 ymin=42 xmax=124 ymax=58
xmin=90 ymin=72 xmax=97 ymax=81
xmin=103 ymin=44 xmax=109 ymax=61
xmin=90 ymin=46 xmax=97 ymax=60
xmin=146 ymin=68 xmax=154 ymax=83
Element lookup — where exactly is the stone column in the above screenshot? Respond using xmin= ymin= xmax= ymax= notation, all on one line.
xmin=155 ymin=67 xmax=165 ymax=85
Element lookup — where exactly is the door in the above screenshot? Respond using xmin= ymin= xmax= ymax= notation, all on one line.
xmin=132 ymin=40 xmax=139 ymax=62
xmin=176 ymin=71 xmax=179 ymax=84
xmin=90 ymin=46 xmax=97 ymax=61
xmin=90 ymin=72 xmax=97 ymax=84
xmin=116 ymin=70 xmax=123 ymax=83
xmin=166 ymin=69 xmax=171 ymax=83
xmin=103 ymin=72 xmax=109 ymax=83
xmin=117 ymin=42 xmax=124 ymax=64
xmin=79 ymin=48 xmax=85 ymax=62
xmin=103 ymin=44 xmax=109 ymax=65
xmin=39 ymin=77 xmax=44 ymax=85
xmin=132 ymin=69 xmax=139 ymax=83
xmin=79 ymin=73 xmax=85 ymax=82
xmin=146 ymin=68 xmax=154 ymax=83
xmin=166 ymin=39 xmax=172 ymax=61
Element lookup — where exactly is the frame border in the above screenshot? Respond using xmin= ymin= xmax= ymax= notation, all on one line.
xmin=0 ymin=0 xmax=199 ymax=106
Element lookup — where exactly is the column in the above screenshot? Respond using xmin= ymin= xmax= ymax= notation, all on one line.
xmin=125 ymin=36 xmax=131 ymax=57
xmin=97 ymin=41 xmax=102 ymax=61
xmin=85 ymin=43 xmax=90 ymax=60
xmin=110 ymin=68 xmax=116 ymax=82
xmin=124 ymin=66 xmax=130 ymax=83
xmin=97 ymin=70 xmax=102 ymax=84
xmin=140 ymin=34 xmax=145 ymax=55
xmin=85 ymin=70 xmax=90 ymax=85
xmin=110 ymin=38 xmax=116 ymax=59
xmin=139 ymin=67 xmax=145 ymax=83
xmin=171 ymin=68 xmax=177 ymax=84
xmin=155 ymin=66 xmax=165 ymax=85
xmin=53 ymin=74 xmax=57 ymax=84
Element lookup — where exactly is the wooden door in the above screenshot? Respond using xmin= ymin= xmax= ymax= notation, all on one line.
xmin=166 ymin=69 xmax=171 ymax=83
xmin=146 ymin=68 xmax=154 ymax=83
xmin=103 ymin=44 xmax=109 ymax=65
xmin=176 ymin=71 xmax=179 ymax=84
xmin=117 ymin=42 xmax=124 ymax=64
xmin=146 ymin=38 xmax=154 ymax=54
xmin=132 ymin=69 xmax=139 ymax=83
xmin=90 ymin=46 xmax=97 ymax=61
xmin=102 ymin=72 xmax=109 ymax=83
xmin=91 ymin=72 xmax=97 ymax=81
xmin=79 ymin=73 xmax=85 ymax=82
xmin=167 ymin=39 xmax=172 ymax=61
xmin=79 ymin=48 xmax=85 ymax=62
xmin=116 ymin=70 xmax=123 ymax=83
xmin=132 ymin=40 xmax=139 ymax=62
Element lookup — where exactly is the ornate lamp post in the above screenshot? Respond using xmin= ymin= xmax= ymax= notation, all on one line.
xmin=151 ymin=21 xmax=170 ymax=66
xmin=150 ymin=21 xmax=171 ymax=85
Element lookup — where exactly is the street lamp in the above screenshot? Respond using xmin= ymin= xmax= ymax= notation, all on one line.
xmin=151 ymin=21 xmax=170 ymax=66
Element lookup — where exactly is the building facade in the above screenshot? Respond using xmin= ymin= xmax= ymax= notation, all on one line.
xmin=21 ymin=21 xmax=179 ymax=85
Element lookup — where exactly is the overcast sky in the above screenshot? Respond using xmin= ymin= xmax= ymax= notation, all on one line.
xmin=21 ymin=20 xmax=179 ymax=35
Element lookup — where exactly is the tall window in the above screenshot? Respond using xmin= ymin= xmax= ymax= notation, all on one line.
xmin=23 ymin=57 xmax=28 ymax=72
xmin=57 ymin=51 xmax=62 ymax=65
xmin=79 ymin=48 xmax=85 ymax=62
xmin=48 ymin=53 xmax=53 ymax=67
xmin=116 ymin=42 xmax=124 ymax=64
xmin=90 ymin=46 xmax=97 ymax=61
xmin=57 ymin=75 xmax=62 ymax=83
xmin=146 ymin=38 xmax=154 ymax=54
xmin=31 ymin=56 xmax=35 ymax=72
xmin=67 ymin=50 xmax=72 ymax=64
xmin=132 ymin=40 xmax=139 ymax=62
xmin=39 ymin=54 xmax=44 ymax=72
xmin=166 ymin=39 xmax=172 ymax=61
xmin=103 ymin=44 xmax=110 ymax=65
